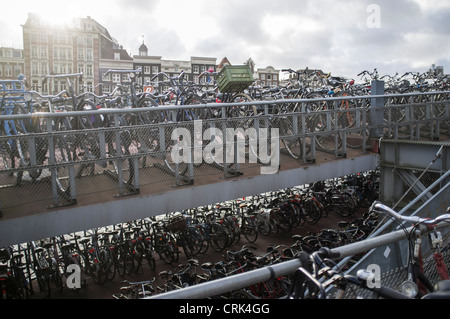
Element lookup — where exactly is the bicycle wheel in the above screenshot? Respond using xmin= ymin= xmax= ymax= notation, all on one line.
xmin=155 ymin=234 xmax=178 ymax=264
xmin=87 ymin=253 xmax=103 ymax=284
xmin=163 ymin=125 xmax=190 ymax=177
xmin=107 ymin=122 xmax=135 ymax=187
xmin=209 ymin=223 xmax=228 ymax=252
xmin=276 ymin=211 xmax=292 ymax=233
xmin=257 ymin=219 xmax=271 ymax=236
xmin=75 ymin=99 xmax=102 ymax=166
xmin=144 ymin=243 xmax=156 ymax=271
xmin=331 ymin=192 xmax=357 ymax=217
xmin=123 ymin=246 xmax=135 ymax=275
xmin=306 ymin=92 xmax=343 ymax=152
xmin=243 ymin=219 xmax=258 ymax=243
xmin=135 ymin=96 xmax=160 ymax=124
xmin=278 ymin=115 xmax=307 ymax=160
xmin=302 ymin=200 xmax=321 ymax=225
xmin=115 ymin=246 xmax=127 ymax=278
xmin=198 ymin=226 xmax=210 ymax=255
xmin=53 ymin=116 xmax=74 ymax=197
xmin=50 ymin=266 xmax=64 ymax=293
xmin=185 ymin=96 xmax=209 ymax=120
xmin=185 ymin=226 xmax=204 ymax=257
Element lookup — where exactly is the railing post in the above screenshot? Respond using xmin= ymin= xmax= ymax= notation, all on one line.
xmin=369 ymin=80 xmax=385 ymax=151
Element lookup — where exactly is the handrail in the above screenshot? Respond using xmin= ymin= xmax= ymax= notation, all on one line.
xmin=0 ymin=90 xmax=448 ymax=121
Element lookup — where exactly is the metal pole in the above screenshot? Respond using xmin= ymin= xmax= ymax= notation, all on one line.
xmin=370 ymin=80 xmax=385 ymax=139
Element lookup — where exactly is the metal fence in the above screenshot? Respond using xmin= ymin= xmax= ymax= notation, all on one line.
xmin=0 ymin=90 xmax=449 ymax=212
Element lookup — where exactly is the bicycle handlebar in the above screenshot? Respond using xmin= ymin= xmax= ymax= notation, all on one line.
xmin=29 ymin=89 xmax=69 ymax=101
xmin=104 ymin=69 xmax=142 ymax=76
xmin=370 ymin=201 xmax=450 ymax=225
xmin=44 ymin=73 xmax=83 ymax=80
xmin=151 ymin=70 xmax=185 ymax=81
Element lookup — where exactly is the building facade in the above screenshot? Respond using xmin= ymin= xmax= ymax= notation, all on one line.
xmin=0 ymin=47 xmax=25 ymax=82
xmin=255 ymin=66 xmax=280 ymax=87
xmin=21 ymin=13 xmax=125 ymax=94
xmin=131 ymin=41 xmax=217 ymax=94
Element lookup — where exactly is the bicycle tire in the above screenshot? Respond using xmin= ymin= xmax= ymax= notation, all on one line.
xmin=145 ymin=245 xmax=156 ymax=271
xmin=116 ymin=246 xmax=127 ymax=278
xmin=185 ymin=96 xmax=209 ymax=120
xmin=53 ymin=116 xmax=74 ymax=197
xmin=243 ymin=220 xmax=258 ymax=243
xmin=257 ymin=219 xmax=271 ymax=236
xmin=209 ymin=223 xmax=228 ymax=252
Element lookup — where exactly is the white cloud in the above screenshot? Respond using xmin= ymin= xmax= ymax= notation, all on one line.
xmin=1 ymin=0 xmax=449 ymax=79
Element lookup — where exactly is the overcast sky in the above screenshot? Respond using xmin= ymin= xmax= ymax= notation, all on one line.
xmin=1 ymin=0 xmax=449 ymax=80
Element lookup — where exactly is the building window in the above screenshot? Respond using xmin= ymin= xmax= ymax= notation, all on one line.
xmin=86 ymin=49 xmax=93 ymax=61
xmin=5 ymin=65 xmax=13 ymax=76
xmin=40 ymin=46 xmax=48 ymax=59
xmin=31 ymin=80 xmax=39 ymax=91
xmin=144 ymin=66 xmax=151 ymax=74
xmin=31 ymin=46 xmax=39 ymax=58
xmin=14 ymin=65 xmax=22 ymax=77
xmin=114 ymin=52 xmax=120 ymax=60
xmin=41 ymin=63 xmax=48 ymax=75
xmin=152 ymin=66 xmax=158 ymax=74
xmin=112 ymin=73 xmax=120 ymax=83
xmin=85 ymin=35 xmax=92 ymax=46
xmin=78 ymin=49 xmax=84 ymax=60
xmin=102 ymin=85 xmax=110 ymax=93
xmin=86 ymin=64 xmax=93 ymax=76
xmin=103 ymin=72 xmax=110 ymax=81
xmin=31 ymin=63 xmax=38 ymax=76
xmin=193 ymin=65 xmax=199 ymax=74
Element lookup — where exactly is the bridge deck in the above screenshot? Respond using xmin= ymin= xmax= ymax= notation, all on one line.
xmin=0 ymin=146 xmax=379 ymax=247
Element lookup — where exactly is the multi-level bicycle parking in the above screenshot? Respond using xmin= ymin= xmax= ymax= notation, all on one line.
xmin=0 ymin=65 xmax=449 ymax=299
xmin=0 ymin=66 xmax=448 ymax=211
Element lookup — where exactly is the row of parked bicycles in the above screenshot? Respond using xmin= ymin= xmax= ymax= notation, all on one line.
xmin=115 ymin=192 xmax=380 ymax=299
xmin=1 ymin=67 xmax=448 ymax=193
xmin=0 ymin=169 xmax=379 ymax=298
xmin=145 ymin=206 xmax=378 ymax=300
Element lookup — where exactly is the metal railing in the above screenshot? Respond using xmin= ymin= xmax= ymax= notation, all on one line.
xmin=0 ymin=90 xmax=449 ymax=211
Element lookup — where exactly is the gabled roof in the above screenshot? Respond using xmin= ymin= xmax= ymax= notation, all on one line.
xmin=218 ymin=57 xmax=232 ymax=69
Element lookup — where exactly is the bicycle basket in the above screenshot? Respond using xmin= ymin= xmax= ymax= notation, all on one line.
xmin=217 ymin=65 xmax=254 ymax=93
xmin=166 ymin=215 xmax=187 ymax=232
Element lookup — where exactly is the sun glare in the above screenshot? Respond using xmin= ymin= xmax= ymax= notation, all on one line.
xmin=26 ymin=0 xmax=88 ymax=27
